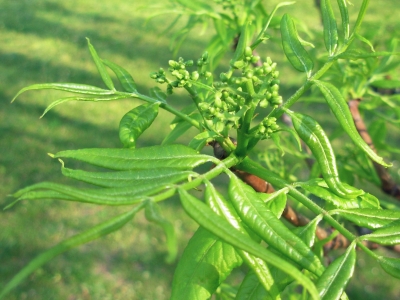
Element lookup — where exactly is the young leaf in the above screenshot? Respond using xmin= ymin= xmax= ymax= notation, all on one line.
xmin=188 ymin=131 xmax=218 ymax=151
xmin=13 ymin=181 xmax=173 ymax=206
xmin=230 ymin=22 xmax=250 ymax=68
xmin=280 ymin=14 xmax=314 ymax=74
xmin=149 ymin=86 xmax=167 ymax=103
xmin=361 ymin=220 xmax=400 ymax=245
xmin=0 ymin=204 xmax=144 ymax=300
xmin=332 ymin=208 xmax=400 ymax=229
xmin=378 ymin=256 xmax=400 ymax=279
xmin=313 ymin=80 xmax=391 ymax=167
xmin=205 ymin=182 xmax=280 ymax=299
xmin=102 ymin=59 xmax=137 ymax=92
xmin=228 ymin=175 xmax=325 ymax=276
xmin=257 ymin=188 xmax=288 ymax=218
xmin=12 ymin=83 xmax=115 ymax=102
xmin=292 ymin=215 xmax=323 ymax=248
xmin=86 ymin=38 xmax=115 ymax=90
xmin=61 ymin=166 xmax=194 ymax=188
xmin=235 ymin=271 xmax=270 ymax=300
xmin=52 ymin=144 xmax=217 ymax=170
xmin=336 ymin=0 xmax=350 ymax=40
xmin=40 ymin=95 xmax=127 ymax=118
xmin=119 ymin=103 xmax=160 ymax=148
xmin=162 ymin=120 xmax=194 ymax=145
xmin=336 ymin=50 xmax=400 ymax=60
xmin=287 ymin=110 xmax=363 ymax=198
xmin=145 ymin=200 xmax=177 ymax=263
xmin=321 ymin=0 xmax=338 ymax=55
xmin=316 ymin=242 xmax=356 ymax=300
xmin=178 ymin=189 xmax=320 ymax=300
xmin=170 ymin=227 xmax=242 ymax=300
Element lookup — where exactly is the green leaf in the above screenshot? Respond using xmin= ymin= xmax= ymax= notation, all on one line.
xmin=332 ymin=208 xmax=400 ymax=229
xmin=40 ymin=95 xmax=127 ymax=118
xmin=230 ymin=22 xmax=250 ymax=67
xmin=355 ymin=33 xmax=375 ymax=52
xmin=61 ymin=165 xmax=194 ymax=188
xmin=13 ymin=181 xmax=173 ymax=206
xmin=102 ymin=59 xmax=137 ymax=92
xmin=119 ymin=103 xmax=160 ymax=148
xmin=292 ymin=215 xmax=323 ymax=248
xmin=163 ymin=114 xmax=202 ymax=145
xmin=336 ymin=0 xmax=350 ymax=40
xmin=378 ymin=256 xmax=400 ymax=279
xmin=170 ymin=227 xmax=242 ymax=300
xmin=287 ymin=110 xmax=362 ymax=198
xmin=205 ymin=182 xmax=280 ymax=299
xmin=235 ymin=271 xmax=270 ymax=300
xmin=178 ymin=189 xmax=320 ymax=300
xmin=0 ymin=204 xmax=144 ymax=300
xmin=228 ymin=175 xmax=325 ymax=276
xmin=86 ymin=38 xmax=115 ymax=90
xmin=316 ymin=242 xmax=356 ymax=300
xmin=370 ymin=79 xmax=400 ymax=89
xmin=188 ymin=131 xmax=218 ymax=151
xmin=280 ymin=14 xmax=314 ymax=74
xmin=321 ymin=0 xmax=338 ymax=55
xmin=52 ymin=144 xmax=216 ymax=170
xmin=12 ymin=83 xmax=115 ymax=102
xmin=313 ymin=80 xmax=391 ymax=167
xmin=362 ymin=220 xmax=400 ymax=245
xmin=336 ymin=50 xmax=400 ymax=60
xmin=145 ymin=200 xmax=177 ymax=263
xmin=257 ymin=188 xmax=288 ymax=218
xmin=149 ymin=86 xmax=167 ymax=103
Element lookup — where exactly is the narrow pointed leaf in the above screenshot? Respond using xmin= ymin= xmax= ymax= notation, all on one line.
xmin=292 ymin=215 xmax=323 ymax=248
xmin=61 ymin=166 xmax=194 ymax=188
xmin=119 ymin=103 xmax=160 ymax=148
xmin=228 ymin=175 xmax=325 ymax=276
xmin=287 ymin=110 xmax=362 ymax=198
xmin=178 ymin=189 xmax=320 ymax=300
xmin=188 ymin=131 xmax=218 ymax=151
xmin=14 ymin=181 xmax=173 ymax=205
xmin=86 ymin=38 xmax=115 ymax=90
xmin=333 ymin=208 xmax=400 ymax=229
xmin=12 ymin=83 xmax=115 ymax=102
xmin=257 ymin=188 xmax=288 ymax=218
xmin=40 ymin=95 xmax=126 ymax=118
xmin=0 ymin=204 xmax=144 ymax=300
xmin=280 ymin=14 xmax=313 ymax=74
xmin=235 ymin=271 xmax=270 ymax=300
xmin=230 ymin=22 xmax=250 ymax=67
xmin=362 ymin=221 xmax=400 ymax=245
xmin=336 ymin=50 xmax=400 ymax=60
xmin=171 ymin=227 xmax=242 ymax=300
xmin=102 ymin=59 xmax=137 ymax=92
xmin=378 ymin=256 xmax=400 ymax=279
xmin=313 ymin=80 xmax=391 ymax=167
xmin=145 ymin=201 xmax=177 ymax=263
xmin=205 ymin=183 xmax=280 ymax=299
xmin=149 ymin=86 xmax=167 ymax=103
xmin=162 ymin=119 xmax=195 ymax=145
xmin=321 ymin=0 xmax=338 ymax=55
xmin=337 ymin=0 xmax=350 ymax=40
xmin=52 ymin=144 xmax=217 ymax=170
xmin=316 ymin=242 xmax=356 ymax=300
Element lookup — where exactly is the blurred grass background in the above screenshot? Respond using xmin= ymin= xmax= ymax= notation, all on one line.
xmin=0 ymin=0 xmax=399 ymax=299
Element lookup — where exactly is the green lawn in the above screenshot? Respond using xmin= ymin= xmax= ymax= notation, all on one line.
xmin=1 ymin=0 xmax=400 ymax=299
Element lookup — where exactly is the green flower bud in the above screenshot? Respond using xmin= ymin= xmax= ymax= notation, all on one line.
xmin=202 ymin=51 xmax=209 ymax=61
xmin=266 ymin=57 xmax=272 ymax=65
xmin=263 ymin=65 xmax=272 ymax=74
xmin=150 ymin=72 xmax=158 ymax=79
xmin=232 ymin=60 xmax=245 ymax=69
xmin=185 ymin=60 xmax=194 ymax=67
xmin=215 ymin=97 xmax=222 ymax=108
xmin=220 ymin=72 xmax=229 ymax=82
xmin=198 ymin=102 xmax=210 ymax=111
xmin=245 ymin=70 xmax=253 ymax=79
xmin=271 ymin=84 xmax=279 ymax=92
xmin=245 ymin=46 xmax=252 ymax=58
xmin=197 ymin=59 xmax=203 ymax=67
xmin=156 ymin=78 xmax=165 ymax=84
xmin=204 ymin=71 xmax=212 ymax=79
xmin=215 ymin=121 xmax=225 ymax=133
xmin=251 ymin=56 xmax=260 ymax=64
xmin=259 ymin=99 xmax=269 ymax=108
xmin=168 ymin=60 xmax=179 ymax=68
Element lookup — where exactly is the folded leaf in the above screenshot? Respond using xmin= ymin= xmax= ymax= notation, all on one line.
xmin=316 ymin=242 xmax=356 ymax=300
xmin=313 ymin=80 xmax=391 ymax=167
xmin=280 ymin=14 xmax=313 ymax=74
xmin=178 ymin=189 xmax=320 ymax=300
xmin=52 ymin=144 xmax=216 ymax=170
xmin=119 ymin=103 xmax=160 ymax=148
xmin=102 ymin=59 xmax=137 ymax=92
xmin=321 ymin=0 xmax=338 ymax=55
xmin=336 ymin=0 xmax=350 ymax=40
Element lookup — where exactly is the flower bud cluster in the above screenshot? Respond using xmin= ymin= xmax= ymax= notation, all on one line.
xmin=150 ymin=53 xmax=211 ymax=95
xmin=254 ymin=117 xmax=280 ymax=140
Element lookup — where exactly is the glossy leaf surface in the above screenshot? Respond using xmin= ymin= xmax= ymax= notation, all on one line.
xmin=313 ymin=80 xmax=391 ymax=167
xmin=321 ymin=0 xmax=338 ymax=55
xmin=119 ymin=103 xmax=160 ymax=148
xmin=280 ymin=14 xmax=313 ymax=74
xmin=362 ymin=221 xmax=400 ymax=245
xmin=316 ymin=242 xmax=356 ymax=300
xmin=378 ymin=256 xmax=400 ymax=279
xmin=178 ymin=189 xmax=320 ymax=300
xmin=102 ymin=59 xmax=137 ymax=92
xmin=337 ymin=0 xmax=350 ymax=40
xmin=333 ymin=208 xmax=400 ymax=229
xmin=52 ymin=144 xmax=216 ymax=170
xmin=228 ymin=175 xmax=324 ymax=276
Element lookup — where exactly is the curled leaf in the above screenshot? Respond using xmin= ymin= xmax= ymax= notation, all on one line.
xmin=102 ymin=59 xmax=137 ymax=92
xmin=321 ymin=0 xmax=338 ymax=55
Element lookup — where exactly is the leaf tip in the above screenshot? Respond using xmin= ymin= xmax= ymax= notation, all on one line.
xmin=48 ymin=153 xmax=55 ymax=158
